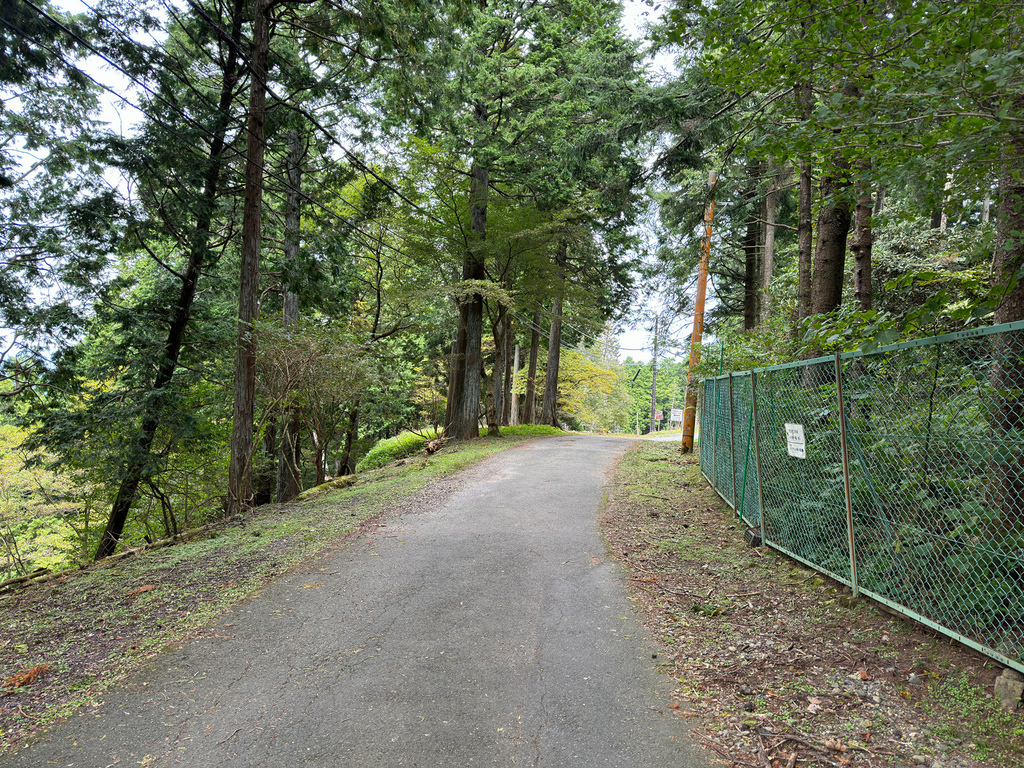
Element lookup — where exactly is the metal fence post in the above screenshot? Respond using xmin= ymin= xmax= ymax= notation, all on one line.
xmin=728 ymin=373 xmax=737 ymax=513
xmin=750 ymin=370 xmax=767 ymax=545
xmin=835 ymin=354 xmax=859 ymax=598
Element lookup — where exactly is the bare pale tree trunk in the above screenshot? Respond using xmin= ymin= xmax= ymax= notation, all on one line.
xmin=649 ymin=314 xmax=659 ymax=433
xmin=940 ymin=172 xmax=954 ymax=232
xmin=541 ymin=241 xmax=567 ymax=427
xmin=760 ymin=165 xmax=779 ymax=323
xmin=227 ymin=0 xmax=271 ymax=516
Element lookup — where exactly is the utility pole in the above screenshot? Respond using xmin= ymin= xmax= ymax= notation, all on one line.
xmin=681 ymin=170 xmax=718 ymax=453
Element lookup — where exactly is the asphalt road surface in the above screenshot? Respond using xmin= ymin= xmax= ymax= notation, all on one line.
xmin=4 ymin=434 xmax=708 ymax=767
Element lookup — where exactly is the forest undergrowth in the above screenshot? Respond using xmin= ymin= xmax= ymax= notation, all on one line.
xmin=602 ymin=441 xmax=1024 ymax=768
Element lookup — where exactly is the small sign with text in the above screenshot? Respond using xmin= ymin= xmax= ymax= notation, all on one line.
xmin=785 ymin=423 xmax=806 ymax=459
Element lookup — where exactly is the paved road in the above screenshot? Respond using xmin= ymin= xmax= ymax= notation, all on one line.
xmin=4 ymin=435 xmax=707 ymax=767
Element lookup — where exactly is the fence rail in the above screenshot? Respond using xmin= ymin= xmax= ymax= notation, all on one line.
xmin=700 ymin=321 xmax=1024 ymax=673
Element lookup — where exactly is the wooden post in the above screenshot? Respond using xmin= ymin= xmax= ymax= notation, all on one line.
xmin=681 ymin=171 xmax=718 ymax=453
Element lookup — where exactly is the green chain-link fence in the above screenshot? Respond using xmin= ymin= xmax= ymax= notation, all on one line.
xmin=700 ymin=321 xmax=1024 ymax=673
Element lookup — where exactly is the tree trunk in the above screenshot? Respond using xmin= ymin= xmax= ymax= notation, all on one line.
xmin=444 ymin=324 xmax=464 ymax=432
xmin=227 ymin=0 xmax=271 ymax=515
xmin=852 ymin=175 xmax=874 ymax=311
xmin=990 ymin=125 xmax=1024 ymax=533
xmin=541 ymin=240 xmax=567 ymax=427
xmin=484 ymin=363 xmax=500 ymax=437
xmin=760 ymin=166 xmax=779 ymax=323
xmin=940 ymin=171 xmax=954 ymax=232
xmin=650 ymin=314 xmax=659 ymax=433
xmin=94 ymin=0 xmax=244 ymax=560
xmin=524 ymin=309 xmax=541 ymax=424
xmin=492 ymin=306 xmax=506 ymax=427
xmin=510 ymin=343 xmax=520 ymax=426
xmin=810 ymin=169 xmax=852 ymax=317
xmin=796 ymin=81 xmax=814 ymax=325
xmin=253 ymin=419 xmax=276 ymax=506
xmin=500 ymin=310 xmax=513 ymax=425
xmin=276 ymin=129 xmax=303 ymax=503
xmin=797 ymin=159 xmax=814 ymax=323
xmin=337 ymin=402 xmax=359 ymax=476
xmin=450 ymin=154 xmax=488 ymax=439
xmin=742 ymin=212 xmax=759 ymax=331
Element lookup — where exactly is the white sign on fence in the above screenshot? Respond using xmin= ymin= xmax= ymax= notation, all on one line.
xmin=785 ymin=423 xmax=806 ymax=459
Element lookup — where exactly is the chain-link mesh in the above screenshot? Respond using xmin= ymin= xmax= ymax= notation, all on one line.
xmin=713 ymin=378 xmax=735 ymax=508
xmin=699 ymin=382 xmax=715 ymax=482
xmin=698 ymin=321 xmax=1024 ymax=672
xmin=731 ymin=373 xmax=761 ymax=528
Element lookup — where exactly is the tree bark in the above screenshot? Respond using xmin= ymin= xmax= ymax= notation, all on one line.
xmin=484 ymin=363 xmax=500 ymax=437
xmin=796 ymin=80 xmax=814 ymax=325
xmin=650 ymin=314 xmax=659 ymax=434
xmin=491 ymin=305 xmax=506 ymax=427
xmin=337 ymin=402 xmax=359 ymax=476
xmin=990 ymin=124 xmax=1024 ymax=533
xmin=94 ymin=0 xmax=244 ymax=560
xmin=760 ymin=166 xmax=779 ymax=323
xmin=810 ymin=168 xmax=852 ymax=317
xmin=742 ymin=212 xmax=759 ymax=331
xmin=500 ymin=309 xmax=513 ymax=425
xmin=227 ymin=0 xmax=271 ymax=515
xmin=852 ymin=174 xmax=874 ymax=311
xmin=450 ymin=153 xmax=488 ymax=439
xmin=541 ymin=240 xmax=568 ymax=427
xmin=445 ymin=323 xmax=465 ymax=432
xmin=276 ymin=129 xmax=303 ymax=503
xmin=509 ymin=343 xmax=520 ymax=426
xmin=524 ymin=309 xmax=541 ymax=424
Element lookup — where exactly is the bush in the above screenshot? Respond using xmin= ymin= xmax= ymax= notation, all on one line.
xmin=498 ymin=425 xmax=563 ymax=436
xmin=355 ymin=430 xmax=438 ymax=472
xmin=355 ymin=425 xmax=562 ymax=473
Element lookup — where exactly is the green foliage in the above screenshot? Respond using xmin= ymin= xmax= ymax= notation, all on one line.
xmin=355 ymin=429 xmax=440 ymax=472
xmin=923 ymin=674 xmax=1024 ymax=760
xmin=498 ymin=424 xmax=562 ymax=436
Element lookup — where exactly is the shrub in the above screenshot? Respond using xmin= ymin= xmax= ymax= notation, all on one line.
xmin=355 ymin=425 xmax=562 ymax=473
xmin=355 ymin=430 xmax=438 ymax=472
xmin=498 ymin=425 xmax=563 ymax=436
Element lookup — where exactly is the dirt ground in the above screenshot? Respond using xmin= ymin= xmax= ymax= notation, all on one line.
xmin=601 ymin=440 xmax=1024 ymax=768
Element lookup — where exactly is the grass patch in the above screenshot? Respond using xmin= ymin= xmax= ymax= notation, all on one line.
xmin=924 ymin=674 xmax=1024 ymax=760
xmin=354 ymin=429 xmax=440 ymax=472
